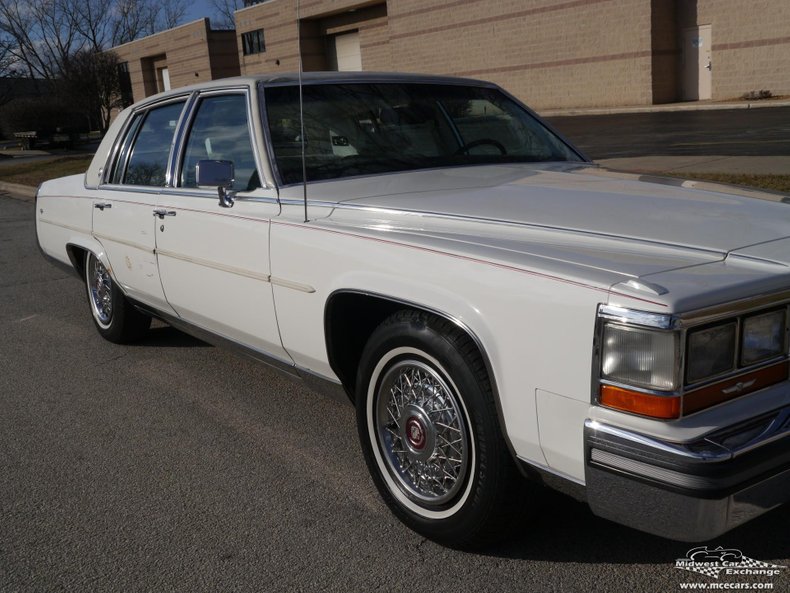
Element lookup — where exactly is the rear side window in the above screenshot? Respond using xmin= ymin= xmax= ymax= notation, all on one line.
xmin=179 ymin=94 xmax=261 ymax=192
xmin=111 ymin=100 xmax=186 ymax=186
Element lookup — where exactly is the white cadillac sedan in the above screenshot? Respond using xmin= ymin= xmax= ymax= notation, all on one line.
xmin=35 ymin=72 xmax=790 ymax=546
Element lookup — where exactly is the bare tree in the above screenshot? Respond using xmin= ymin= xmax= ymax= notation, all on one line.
xmin=61 ymin=50 xmax=125 ymax=132
xmin=0 ymin=0 xmax=188 ymax=80
xmin=0 ymin=0 xmax=76 ymax=79
xmin=210 ymin=0 xmax=241 ymax=30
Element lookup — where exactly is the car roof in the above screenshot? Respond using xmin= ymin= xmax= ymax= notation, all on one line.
xmin=139 ymin=71 xmax=497 ymax=105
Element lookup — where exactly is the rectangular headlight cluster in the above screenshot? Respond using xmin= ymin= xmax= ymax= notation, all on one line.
xmin=597 ymin=304 xmax=788 ymax=420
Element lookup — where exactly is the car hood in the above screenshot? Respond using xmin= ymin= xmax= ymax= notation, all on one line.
xmin=328 ymin=163 xmax=790 ymax=255
xmin=294 ymin=163 xmax=790 ymax=298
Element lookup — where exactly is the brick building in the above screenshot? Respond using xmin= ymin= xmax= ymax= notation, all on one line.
xmin=111 ymin=1 xmax=790 ymax=111
xmin=112 ymin=18 xmax=240 ymax=105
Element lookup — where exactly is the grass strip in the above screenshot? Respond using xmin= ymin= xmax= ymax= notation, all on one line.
xmin=0 ymin=156 xmax=93 ymax=187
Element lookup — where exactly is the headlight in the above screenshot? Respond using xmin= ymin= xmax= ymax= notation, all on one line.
xmin=686 ymin=322 xmax=736 ymax=384
xmin=597 ymin=304 xmax=790 ymax=420
xmin=601 ymin=324 xmax=679 ymax=391
xmin=742 ymin=309 xmax=786 ymax=365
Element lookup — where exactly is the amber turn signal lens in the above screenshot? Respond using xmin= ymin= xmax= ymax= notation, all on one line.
xmin=600 ymin=385 xmax=681 ymax=419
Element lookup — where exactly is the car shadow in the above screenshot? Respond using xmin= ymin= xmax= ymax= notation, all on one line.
xmin=482 ymin=486 xmax=790 ymax=564
xmin=133 ymin=324 xmax=211 ymax=348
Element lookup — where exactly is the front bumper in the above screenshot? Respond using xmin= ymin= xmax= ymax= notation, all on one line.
xmin=584 ymin=405 xmax=790 ymax=541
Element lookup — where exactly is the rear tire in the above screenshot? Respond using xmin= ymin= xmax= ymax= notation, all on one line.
xmin=356 ymin=310 xmax=524 ymax=548
xmin=85 ymin=252 xmax=150 ymax=343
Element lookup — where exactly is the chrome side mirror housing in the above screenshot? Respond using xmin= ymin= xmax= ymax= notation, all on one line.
xmin=196 ymin=159 xmax=236 ymax=208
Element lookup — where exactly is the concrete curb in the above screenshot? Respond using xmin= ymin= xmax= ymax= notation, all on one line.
xmin=0 ymin=181 xmax=37 ymax=201
xmin=596 ymin=155 xmax=790 ymax=176
xmin=540 ymin=99 xmax=790 ymax=118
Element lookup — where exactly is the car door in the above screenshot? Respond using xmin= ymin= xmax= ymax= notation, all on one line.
xmin=92 ymin=97 xmax=189 ymax=313
xmin=154 ymin=89 xmax=290 ymax=362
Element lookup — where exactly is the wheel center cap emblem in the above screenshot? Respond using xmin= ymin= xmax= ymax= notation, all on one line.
xmin=405 ymin=417 xmax=426 ymax=450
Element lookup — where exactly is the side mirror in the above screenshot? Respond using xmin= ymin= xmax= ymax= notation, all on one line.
xmin=196 ymin=159 xmax=236 ymax=208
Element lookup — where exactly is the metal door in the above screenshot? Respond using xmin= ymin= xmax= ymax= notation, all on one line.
xmin=682 ymin=25 xmax=712 ymax=101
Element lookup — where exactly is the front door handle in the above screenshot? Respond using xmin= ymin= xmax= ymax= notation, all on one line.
xmin=153 ymin=208 xmax=176 ymax=219
xmin=94 ymin=202 xmax=112 ymax=211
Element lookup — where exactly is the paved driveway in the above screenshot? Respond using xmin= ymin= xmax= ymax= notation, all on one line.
xmin=547 ymin=106 xmax=790 ymax=159
xmin=2 ymin=194 xmax=788 ymax=592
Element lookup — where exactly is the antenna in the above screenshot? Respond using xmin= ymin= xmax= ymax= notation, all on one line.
xmin=296 ymin=0 xmax=308 ymax=223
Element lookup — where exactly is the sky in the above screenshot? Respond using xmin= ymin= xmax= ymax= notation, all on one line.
xmin=183 ymin=0 xmax=222 ymax=26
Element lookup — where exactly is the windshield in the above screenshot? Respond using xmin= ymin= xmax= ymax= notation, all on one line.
xmin=263 ymin=82 xmax=583 ymax=185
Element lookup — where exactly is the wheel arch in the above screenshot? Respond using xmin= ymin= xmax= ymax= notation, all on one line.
xmin=323 ymin=289 xmax=520 ymax=462
xmin=65 ymin=239 xmax=111 ymax=280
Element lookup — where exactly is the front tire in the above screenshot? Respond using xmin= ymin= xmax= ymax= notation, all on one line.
xmin=356 ymin=310 xmax=523 ymax=547
xmin=85 ymin=252 xmax=150 ymax=343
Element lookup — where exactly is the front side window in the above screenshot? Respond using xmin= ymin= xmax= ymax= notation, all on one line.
xmin=180 ymin=94 xmax=260 ymax=192
xmin=117 ymin=101 xmax=186 ymax=186
xmin=264 ymin=83 xmax=582 ymax=185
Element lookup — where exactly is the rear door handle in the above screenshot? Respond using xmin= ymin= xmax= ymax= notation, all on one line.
xmin=94 ymin=202 xmax=112 ymax=211
xmin=153 ymin=208 xmax=176 ymax=219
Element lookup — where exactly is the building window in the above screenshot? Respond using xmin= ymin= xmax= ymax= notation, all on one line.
xmin=242 ymin=29 xmax=265 ymax=55
xmin=243 ymin=0 xmax=264 ymax=6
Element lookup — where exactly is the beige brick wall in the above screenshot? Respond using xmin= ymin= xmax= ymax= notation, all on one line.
xmin=684 ymin=0 xmax=790 ymax=99
xmin=235 ymin=0 xmax=391 ymax=73
xmin=392 ymin=0 xmax=656 ymax=109
xmin=237 ymin=0 xmax=657 ymax=110
xmin=112 ymin=18 xmax=240 ymax=104
xmin=104 ymin=2 xmax=790 ymax=113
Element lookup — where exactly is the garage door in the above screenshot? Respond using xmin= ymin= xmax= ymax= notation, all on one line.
xmin=334 ymin=31 xmax=362 ymax=71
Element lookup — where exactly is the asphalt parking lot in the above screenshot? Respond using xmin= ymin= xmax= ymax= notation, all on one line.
xmin=1 ymin=193 xmax=788 ymax=592
xmin=546 ymin=105 xmax=790 ymax=158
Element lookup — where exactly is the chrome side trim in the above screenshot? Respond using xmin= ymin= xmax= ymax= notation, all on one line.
xmin=38 ymin=218 xmax=91 ymax=235
xmin=92 ymin=232 xmax=153 ymax=254
xmin=166 ymin=92 xmax=199 ymax=187
xmin=270 ymin=276 xmax=315 ymax=293
xmin=158 ymin=187 xmax=279 ymax=204
xmin=155 ymin=249 xmax=270 ymax=282
xmin=98 ymin=185 xmax=161 ymax=196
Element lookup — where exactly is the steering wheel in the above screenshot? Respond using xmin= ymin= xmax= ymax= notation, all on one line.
xmin=454 ymin=138 xmax=507 ymax=155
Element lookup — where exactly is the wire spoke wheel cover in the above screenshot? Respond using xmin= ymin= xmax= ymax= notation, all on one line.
xmin=88 ymin=255 xmax=113 ymax=327
xmin=367 ymin=346 xmax=476 ymax=519
xmin=357 ymin=311 xmax=522 ymax=545
xmin=375 ymin=359 xmax=470 ymax=505
xmin=83 ymin=251 xmax=150 ymax=343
